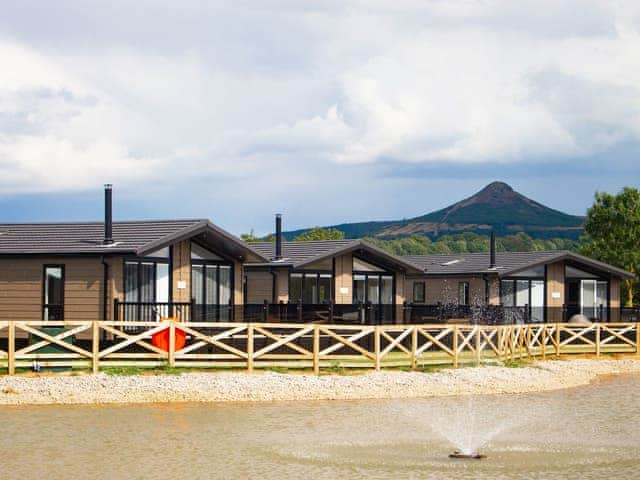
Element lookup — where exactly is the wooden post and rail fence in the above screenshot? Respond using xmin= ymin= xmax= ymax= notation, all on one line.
xmin=0 ymin=321 xmax=638 ymax=375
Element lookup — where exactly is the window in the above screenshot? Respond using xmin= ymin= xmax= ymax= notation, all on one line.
xmin=191 ymin=242 xmax=234 ymax=321
xmin=43 ymin=265 xmax=64 ymax=320
xmin=289 ymin=272 xmax=333 ymax=304
xmin=501 ymin=278 xmax=545 ymax=322
xmin=124 ymin=260 xmax=170 ymax=320
xmin=458 ymin=282 xmax=469 ymax=306
xmin=352 ymin=257 xmax=394 ymax=306
xmin=413 ymin=282 xmax=426 ymax=303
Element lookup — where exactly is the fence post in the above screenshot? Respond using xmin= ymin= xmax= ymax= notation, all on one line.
xmin=92 ymin=320 xmax=100 ymax=374
xmin=555 ymin=323 xmax=561 ymax=357
xmin=636 ymin=323 xmax=640 ymax=355
xmin=453 ymin=324 xmax=459 ymax=368
xmin=403 ymin=302 xmax=409 ymax=324
xmin=8 ymin=321 xmax=15 ymax=375
xmin=313 ymin=325 xmax=320 ymax=375
xmin=410 ymin=326 xmax=417 ymax=370
xmin=541 ymin=325 xmax=547 ymax=359
xmin=596 ymin=323 xmax=601 ymax=357
xmin=328 ymin=300 xmax=334 ymax=324
xmin=374 ymin=326 xmax=381 ymax=370
xmin=168 ymin=322 xmax=176 ymax=367
xmin=114 ymin=299 xmax=119 ymax=321
xmin=475 ymin=325 xmax=481 ymax=366
xmin=247 ymin=324 xmax=254 ymax=373
xmin=262 ymin=300 xmax=268 ymax=322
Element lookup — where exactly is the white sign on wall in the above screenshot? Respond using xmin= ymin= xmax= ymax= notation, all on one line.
xmin=551 ymin=291 xmax=561 ymax=299
xmin=177 ymin=280 xmax=187 ymax=290
xmin=339 ymin=287 xmax=349 ymax=295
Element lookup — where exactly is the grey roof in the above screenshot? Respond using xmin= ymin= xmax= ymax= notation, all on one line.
xmin=0 ymin=219 xmax=267 ymax=262
xmin=248 ymin=239 xmax=424 ymax=273
xmin=250 ymin=240 xmax=633 ymax=279
xmin=405 ymin=250 xmax=634 ymax=278
xmin=250 ymin=240 xmax=354 ymax=265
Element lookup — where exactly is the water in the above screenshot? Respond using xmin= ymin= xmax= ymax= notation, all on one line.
xmin=1 ymin=374 xmax=639 ymax=479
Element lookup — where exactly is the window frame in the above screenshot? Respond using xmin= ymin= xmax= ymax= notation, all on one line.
xmin=42 ymin=264 xmax=65 ymax=321
xmin=190 ymin=242 xmax=234 ymax=321
xmin=288 ymin=271 xmax=333 ymax=304
xmin=458 ymin=281 xmax=469 ymax=306
xmin=413 ymin=281 xmax=426 ymax=304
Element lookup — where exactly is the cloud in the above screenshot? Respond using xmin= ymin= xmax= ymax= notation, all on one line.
xmin=0 ymin=0 xmax=638 ymax=206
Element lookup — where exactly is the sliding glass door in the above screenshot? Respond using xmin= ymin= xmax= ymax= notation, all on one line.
xmin=352 ymin=257 xmax=395 ymax=324
xmin=192 ymin=264 xmax=233 ymax=321
xmin=501 ymin=278 xmax=544 ymax=323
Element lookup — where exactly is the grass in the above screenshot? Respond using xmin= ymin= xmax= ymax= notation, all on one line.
xmin=102 ymin=364 xmax=190 ymax=376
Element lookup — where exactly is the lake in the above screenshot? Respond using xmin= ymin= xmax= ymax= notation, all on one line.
xmin=1 ymin=374 xmax=638 ymax=479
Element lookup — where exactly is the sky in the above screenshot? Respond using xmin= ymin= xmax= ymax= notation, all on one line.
xmin=0 ymin=0 xmax=639 ymax=236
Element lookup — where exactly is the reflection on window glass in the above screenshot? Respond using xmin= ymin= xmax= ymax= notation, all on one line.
xmin=413 ymin=282 xmax=425 ymax=303
xmin=43 ymin=266 xmax=64 ymax=320
xmin=156 ymin=263 xmax=169 ymax=303
xmin=501 ymin=280 xmax=515 ymax=306
xmin=219 ymin=266 xmax=232 ymax=305
xmin=353 ymin=275 xmax=366 ymax=303
xmin=516 ymin=280 xmax=529 ymax=306
xmin=206 ymin=266 xmax=218 ymax=305
xmin=289 ymin=274 xmax=303 ymax=302
xmin=368 ymin=276 xmax=380 ymax=304
xmin=302 ymin=275 xmax=316 ymax=304
xmin=458 ymin=282 xmax=469 ymax=305
xmin=381 ymin=276 xmax=393 ymax=304
xmin=318 ymin=274 xmax=332 ymax=303
xmin=191 ymin=265 xmax=204 ymax=305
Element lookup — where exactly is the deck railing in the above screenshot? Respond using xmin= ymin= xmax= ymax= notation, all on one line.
xmin=0 ymin=321 xmax=637 ymax=375
xmin=112 ymin=301 xmax=639 ymax=325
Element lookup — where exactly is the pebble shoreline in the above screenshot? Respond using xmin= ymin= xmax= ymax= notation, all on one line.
xmin=1 ymin=359 xmax=639 ymax=406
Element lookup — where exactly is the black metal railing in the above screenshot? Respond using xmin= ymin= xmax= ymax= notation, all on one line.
xmin=112 ymin=300 xmax=640 ymax=325
xmin=114 ymin=300 xmax=193 ymax=322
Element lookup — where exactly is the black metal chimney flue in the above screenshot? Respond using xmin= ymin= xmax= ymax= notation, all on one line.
xmin=103 ymin=184 xmax=113 ymax=245
xmin=489 ymin=230 xmax=496 ymax=269
xmin=275 ymin=213 xmax=283 ymax=260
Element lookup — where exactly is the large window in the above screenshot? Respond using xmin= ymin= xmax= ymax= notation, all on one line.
xmin=501 ymin=278 xmax=545 ymax=322
xmin=352 ymin=258 xmax=394 ymax=305
xmin=124 ymin=260 xmax=170 ymax=320
xmin=191 ymin=242 xmax=233 ymax=321
xmin=43 ymin=265 xmax=64 ymax=320
xmin=413 ymin=282 xmax=426 ymax=303
xmin=289 ymin=272 xmax=332 ymax=304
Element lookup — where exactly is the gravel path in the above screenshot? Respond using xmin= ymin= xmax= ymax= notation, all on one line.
xmin=1 ymin=359 xmax=640 ymax=405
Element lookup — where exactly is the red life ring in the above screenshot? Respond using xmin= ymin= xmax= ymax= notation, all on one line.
xmin=151 ymin=318 xmax=186 ymax=352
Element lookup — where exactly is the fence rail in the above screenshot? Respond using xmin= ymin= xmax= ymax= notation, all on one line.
xmin=0 ymin=320 xmax=638 ymax=375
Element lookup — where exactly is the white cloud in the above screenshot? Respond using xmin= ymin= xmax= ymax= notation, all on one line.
xmin=0 ymin=0 xmax=639 ymax=196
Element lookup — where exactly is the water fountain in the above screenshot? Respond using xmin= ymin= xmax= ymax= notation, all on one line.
xmin=397 ymin=393 xmax=534 ymax=461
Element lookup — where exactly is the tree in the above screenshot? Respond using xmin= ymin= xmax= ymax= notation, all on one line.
xmin=240 ymin=230 xmax=260 ymax=242
xmin=293 ymin=227 xmax=345 ymax=241
xmin=579 ymin=187 xmax=640 ymax=306
xmin=240 ymin=230 xmax=274 ymax=243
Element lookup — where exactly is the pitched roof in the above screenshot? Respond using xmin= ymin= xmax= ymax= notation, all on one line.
xmin=405 ymin=250 xmax=634 ymax=278
xmin=0 ymin=219 xmax=267 ymax=262
xmin=250 ymin=239 xmax=633 ymax=279
xmin=248 ymin=239 xmax=424 ymax=273
xmin=250 ymin=239 xmax=354 ymax=265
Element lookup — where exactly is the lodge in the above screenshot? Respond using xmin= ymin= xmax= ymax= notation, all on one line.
xmin=0 ymin=186 xmax=635 ymax=326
